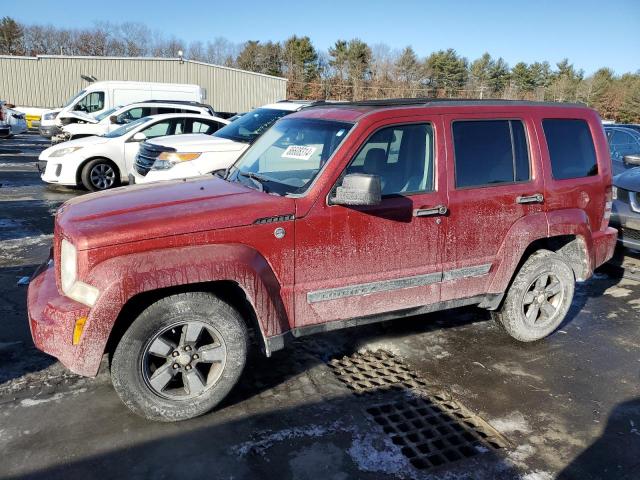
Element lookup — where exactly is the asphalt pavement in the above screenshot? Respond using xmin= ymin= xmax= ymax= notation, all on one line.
xmin=1 ymin=133 xmax=639 ymax=480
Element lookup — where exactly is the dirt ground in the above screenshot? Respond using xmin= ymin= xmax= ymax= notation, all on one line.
xmin=1 ymin=133 xmax=639 ymax=480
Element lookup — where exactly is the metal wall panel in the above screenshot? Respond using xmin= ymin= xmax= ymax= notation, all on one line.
xmin=0 ymin=55 xmax=288 ymax=112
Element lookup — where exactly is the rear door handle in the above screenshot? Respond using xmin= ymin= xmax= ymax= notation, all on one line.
xmin=516 ymin=193 xmax=544 ymax=204
xmin=413 ymin=205 xmax=448 ymax=217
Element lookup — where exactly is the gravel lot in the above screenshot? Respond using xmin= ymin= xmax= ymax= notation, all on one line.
xmin=1 ymin=133 xmax=639 ymax=480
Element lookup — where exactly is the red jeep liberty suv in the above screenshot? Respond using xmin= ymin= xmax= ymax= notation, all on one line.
xmin=28 ymin=99 xmax=617 ymax=421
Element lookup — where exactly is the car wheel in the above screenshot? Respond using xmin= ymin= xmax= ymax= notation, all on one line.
xmin=491 ymin=250 xmax=575 ymax=342
xmin=81 ymin=158 xmax=120 ymax=191
xmin=111 ymin=292 xmax=249 ymax=422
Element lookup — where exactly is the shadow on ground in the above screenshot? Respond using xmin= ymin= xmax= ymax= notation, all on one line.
xmin=557 ymin=397 xmax=640 ymax=480
xmin=3 ymin=388 xmax=524 ymax=480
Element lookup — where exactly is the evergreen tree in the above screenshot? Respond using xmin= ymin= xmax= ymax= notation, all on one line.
xmin=396 ymin=46 xmax=420 ymax=83
xmin=0 ymin=17 xmax=25 ymax=55
xmin=487 ymin=57 xmax=510 ymax=94
xmin=425 ymin=49 xmax=468 ymax=95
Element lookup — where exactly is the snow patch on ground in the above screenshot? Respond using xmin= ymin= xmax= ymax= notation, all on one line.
xmin=357 ymin=342 xmax=403 ymax=357
xmin=491 ymin=362 xmax=543 ymax=382
xmin=628 ymin=298 xmax=640 ymax=310
xmin=347 ymin=432 xmax=412 ymax=478
xmin=490 ymin=412 xmax=532 ymax=434
xmin=0 ymin=234 xmax=52 ymax=254
xmin=19 ymin=388 xmax=86 ymax=407
xmin=603 ymin=286 xmax=632 ymax=298
xmin=230 ymin=422 xmax=343 ymax=457
xmin=521 ymin=471 xmax=554 ymax=480
xmin=508 ymin=444 xmax=536 ymax=465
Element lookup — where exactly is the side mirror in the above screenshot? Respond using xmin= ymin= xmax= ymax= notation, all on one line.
xmin=331 ymin=173 xmax=382 ymax=206
xmin=131 ymin=132 xmax=146 ymax=142
xmin=623 ymin=154 xmax=640 ymax=166
xmin=109 ymin=115 xmax=118 ymax=124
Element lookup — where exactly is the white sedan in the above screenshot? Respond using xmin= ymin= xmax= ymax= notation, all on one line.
xmin=38 ymin=113 xmax=229 ymax=191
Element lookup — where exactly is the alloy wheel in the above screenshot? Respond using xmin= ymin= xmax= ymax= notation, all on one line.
xmin=141 ymin=321 xmax=227 ymax=400
xmin=521 ymin=272 xmax=564 ymax=328
xmin=90 ymin=163 xmax=115 ymax=189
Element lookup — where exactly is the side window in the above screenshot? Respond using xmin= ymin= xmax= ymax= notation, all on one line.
xmin=453 ymin=120 xmax=530 ymax=188
xmin=141 ymin=120 xmax=172 ymax=139
xmin=189 ymin=119 xmax=223 ymax=134
xmin=543 ymin=119 xmax=597 ymax=180
xmin=117 ymin=107 xmax=146 ymax=124
xmin=345 ymin=123 xmax=434 ymax=195
xmin=74 ymin=92 xmax=105 ymax=113
xmin=611 ymin=130 xmax=634 ymax=146
xmin=154 ymin=107 xmax=181 ymax=115
xmin=174 ymin=118 xmax=185 ymax=135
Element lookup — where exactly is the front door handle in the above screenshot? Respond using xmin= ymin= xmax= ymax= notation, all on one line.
xmin=413 ymin=205 xmax=448 ymax=217
xmin=516 ymin=193 xmax=544 ymax=204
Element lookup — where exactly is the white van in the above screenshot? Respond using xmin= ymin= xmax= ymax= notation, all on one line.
xmin=39 ymin=81 xmax=205 ymax=136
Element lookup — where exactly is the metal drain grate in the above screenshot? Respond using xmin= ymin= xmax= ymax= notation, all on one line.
xmin=328 ymin=350 xmax=508 ymax=471
xmin=367 ymin=392 xmax=508 ymax=470
xmin=328 ymin=350 xmax=429 ymax=393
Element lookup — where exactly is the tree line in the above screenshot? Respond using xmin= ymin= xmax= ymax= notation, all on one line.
xmin=1 ymin=17 xmax=638 ymax=122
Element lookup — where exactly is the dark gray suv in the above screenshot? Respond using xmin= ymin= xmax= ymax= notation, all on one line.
xmin=611 ymin=167 xmax=640 ymax=250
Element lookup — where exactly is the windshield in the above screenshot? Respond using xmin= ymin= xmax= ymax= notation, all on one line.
xmin=95 ymin=107 xmax=118 ymax=122
xmin=227 ymin=118 xmax=353 ymax=196
xmin=103 ymin=116 xmax=150 ymax=138
xmin=63 ymin=90 xmax=87 ymax=108
xmin=214 ymin=108 xmax=291 ymax=144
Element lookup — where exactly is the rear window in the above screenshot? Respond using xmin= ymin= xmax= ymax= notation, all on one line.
xmin=453 ymin=120 xmax=530 ymax=188
xmin=543 ymin=119 xmax=598 ymax=179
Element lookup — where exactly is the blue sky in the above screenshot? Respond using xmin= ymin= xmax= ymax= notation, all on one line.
xmin=4 ymin=0 xmax=639 ymax=75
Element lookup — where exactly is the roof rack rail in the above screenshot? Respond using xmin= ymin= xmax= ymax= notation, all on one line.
xmin=138 ymin=99 xmax=209 ymax=106
xmin=303 ymin=98 xmax=586 ymax=109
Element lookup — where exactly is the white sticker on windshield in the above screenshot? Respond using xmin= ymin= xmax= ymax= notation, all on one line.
xmin=281 ymin=145 xmax=316 ymax=160
xmin=336 ymin=129 xmax=345 ymax=137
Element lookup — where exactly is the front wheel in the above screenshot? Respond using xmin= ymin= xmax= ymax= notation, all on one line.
xmin=492 ymin=250 xmax=575 ymax=342
xmin=80 ymin=158 xmax=120 ymax=191
xmin=111 ymin=292 xmax=249 ymax=422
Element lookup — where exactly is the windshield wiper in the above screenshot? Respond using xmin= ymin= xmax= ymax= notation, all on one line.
xmin=239 ymin=171 xmax=269 ymax=193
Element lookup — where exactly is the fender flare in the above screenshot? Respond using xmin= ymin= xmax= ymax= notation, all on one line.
xmin=77 ymin=244 xmax=290 ymax=376
xmin=486 ymin=209 xmax=593 ymax=294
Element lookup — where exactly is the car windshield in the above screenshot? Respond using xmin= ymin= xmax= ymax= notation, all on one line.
xmin=95 ymin=107 xmax=119 ymax=122
xmin=214 ymin=108 xmax=291 ymax=144
xmin=103 ymin=116 xmax=151 ymax=138
xmin=227 ymin=118 xmax=353 ymax=196
xmin=63 ymin=90 xmax=87 ymax=108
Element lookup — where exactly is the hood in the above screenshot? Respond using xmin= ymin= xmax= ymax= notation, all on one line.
xmin=614 ymin=167 xmax=640 ymax=192
xmin=56 ymin=176 xmax=295 ymax=250
xmin=59 ymin=110 xmax=99 ymax=124
xmin=148 ymin=134 xmax=246 ymax=153
xmin=42 ymin=135 xmax=109 ymax=157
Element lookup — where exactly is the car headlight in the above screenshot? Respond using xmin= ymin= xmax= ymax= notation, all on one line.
xmin=152 ymin=152 xmax=201 ymax=170
xmin=60 ymin=239 xmax=100 ymax=306
xmin=612 ymin=186 xmax=617 ymax=200
xmin=50 ymin=146 xmax=83 ymax=158
xmin=43 ymin=112 xmax=59 ymax=121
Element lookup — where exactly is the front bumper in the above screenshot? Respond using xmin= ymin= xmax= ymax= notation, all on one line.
xmin=39 ymin=125 xmax=61 ymax=138
xmin=28 ymin=261 xmax=93 ymax=376
xmin=611 ymin=199 xmax=640 ymax=249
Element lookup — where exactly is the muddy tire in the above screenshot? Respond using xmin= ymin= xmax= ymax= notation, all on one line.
xmin=491 ymin=250 xmax=574 ymax=342
xmin=80 ymin=158 xmax=120 ymax=191
xmin=111 ymin=292 xmax=248 ymax=422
